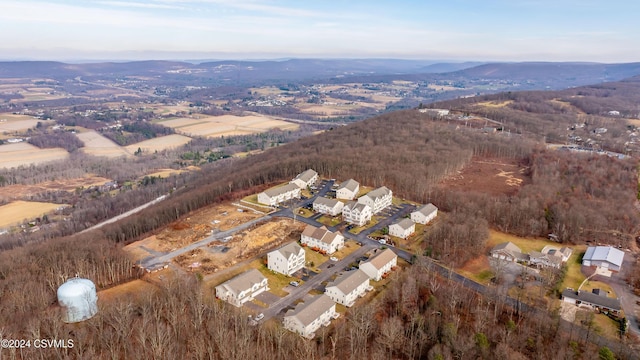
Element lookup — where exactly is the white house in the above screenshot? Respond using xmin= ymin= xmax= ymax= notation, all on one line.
xmin=215 ymin=269 xmax=269 ymax=307
xmin=257 ymin=183 xmax=301 ymax=206
xmin=267 ymin=242 xmax=305 ymax=276
xmin=301 ymin=225 xmax=345 ymax=254
xmin=357 ymin=186 xmax=392 ymax=214
xmin=283 ymin=295 xmax=339 ymax=339
xmin=582 ymin=246 xmax=625 ymax=272
xmin=388 ymin=218 xmax=415 ymax=239
xmin=490 ymin=242 xmax=528 ymax=263
xmin=411 ymin=203 xmax=438 ymax=225
xmin=359 ymin=248 xmax=398 ymax=281
xmin=324 ymin=269 xmax=372 ymax=307
xmin=342 ymin=201 xmax=372 ymax=226
xmin=336 ymin=179 xmax=360 ymax=200
xmin=313 ymin=197 xmax=344 ymax=216
xmin=290 ymin=169 xmax=318 ymax=189
xmin=528 ymin=251 xmax=563 ymax=269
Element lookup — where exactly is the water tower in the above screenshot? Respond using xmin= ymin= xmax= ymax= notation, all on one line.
xmin=57 ymin=276 xmax=98 ymax=323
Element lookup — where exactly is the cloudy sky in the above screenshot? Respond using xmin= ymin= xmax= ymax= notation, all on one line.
xmin=0 ymin=0 xmax=638 ymax=62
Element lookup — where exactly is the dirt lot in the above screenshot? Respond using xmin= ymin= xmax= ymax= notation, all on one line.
xmin=174 ymin=219 xmax=305 ymax=275
xmin=440 ymin=157 xmax=528 ymax=196
xmin=0 ymin=175 xmax=112 ymax=202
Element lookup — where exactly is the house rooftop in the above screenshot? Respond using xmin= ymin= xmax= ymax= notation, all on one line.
xmin=392 ymin=218 xmax=415 ymax=231
xmin=344 ymin=201 xmax=370 ymax=213
xmin=302 ymin=225 xmax=342 ymax=245
xmin=337 ymin=179 xmax=359 ymax=192
xmin=361 ymin=186 xmax=391 ymax=201
xmin=313 ymin=197 xmax=342 ymax=208
xmin=414 ymin=203 xmax=438 ymax=216
xmin=263 ymin=183 xmax=300 ymax=197
xmin=217 ymin=269 xmax=266 ymax=294
xmin=285 ymin=295 xmax=335 ymax=327
xmin=583 ymin=246 xmax=624 ymax=267
xmin=293 ymin=169 xmax=317 ymax=183
xmin=562 ymin=289 xmax=621 ymax=311
xmin=363 ymin=248 xmax=397 ymax=271
xmin=272 ymin=242 xmax=303 ymax=259
xmin=327 ymin=269 xmax=369 ymax=295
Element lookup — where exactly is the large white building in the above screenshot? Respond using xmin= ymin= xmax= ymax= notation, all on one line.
xmin=336 ymin=179 xmax=360 ymax=200
xmin=388 ymin=218 xmax=415 ymax=239
xmin=257 ymin=183 xmax=301 ymax=206
xmin=313 ymin=197 xmax=344 ymax=216
xmin=342 ymin=201 xmax=372 ymax=226
xmin=283 ymin=295 xmax=339 ymax=339
xmin=267 ymin=242 xmax=305 ymax=276
xmin=301 ymin=225 xmax=345 ymax=254
xmin=290 ymin=169 xmax=318 ymax=189
xmin=357 ymin=186 xmax=392 ymax=214
xmin=582 ymin=246 xmax=625 ymax=272
xmin=324 ymin=269 xmax=372 ymax=307
xmin=215 ymin=269 xmax=269 ymax=307
xmin=411 ymin=203 xmax=438 ymax=225
xmin=359 ymin=248 xmax=398 ymax=281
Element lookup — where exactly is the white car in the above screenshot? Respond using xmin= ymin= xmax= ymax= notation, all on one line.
xmin=255 ymin=313 xmax=265 ymax=321
xmin=329 ymin=257 xmax=338 ymax=262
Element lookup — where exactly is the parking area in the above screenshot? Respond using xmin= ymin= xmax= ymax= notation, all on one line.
xmin=254 ymin=291 xmax=282 ymax=307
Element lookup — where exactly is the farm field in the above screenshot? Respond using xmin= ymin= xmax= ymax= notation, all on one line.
xmin=0 ymin=113 xmax=52 ymax=132
xmin=76 ymin=130 xmax=132 ymax=158
xmin=0 ymin=200 xmax=65 ymax=228
xmin=0 ymin=142 xmax=69 ymax=169
xmin=158 ymin=114 xmax=298 ymax=138
xmin=124 ymin=134 xmax=192 ymax=153
xmin=0 ymin=175 xmax=112 ymax=202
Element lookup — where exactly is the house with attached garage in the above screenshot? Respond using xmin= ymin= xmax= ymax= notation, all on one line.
xmin=388 ymin=218 xmax=415 ymax=239
xmin=290 ymin=169 xmax=318 ymax=189
xmin=490 ymin=242 xmax=528 ymax=263
xmin=562 ymin=288 xmax=621 ymax=317
xmin=357 ymin=186 xmax=392 ymax=214
xmin=582 ymin=246 xmax=624 ymax=272
xmin=342 ymin=201 xmax=372 ymax=226
xmin=300 ymin=225 xmax=345 ymax=254
xmin=283 ymin=294 xmax=339 ymax=339
xmin=411 ymin=203 xmax=438 ymax=225
xmin=267 ymin=242 xmax=305 ymax=276
xmin=324 ymin=269 xmax=372 ymax=307
xmin=215 ymin=269 xmax=269 ymax=307
xmin=336 ymin=179 xmax=360 ymax=200
xmin=257 ymin=183 xmax=301 ymax=206
xmin=313 ymin=197 xmax=344 ymax=216
xmin=359 ymin=248 xmax=398 ymax=281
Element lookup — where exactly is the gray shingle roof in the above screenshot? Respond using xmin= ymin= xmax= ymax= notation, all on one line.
xmin=293 ymin=169 xmax=317 ymax=183
xmin=337 ymin=179 xmax=359 ymax=192
xmin=263 ymin=183 xmax=300 ymax=197
xmin=562 ymin=289 xmax=621 ymax=311
xmin=217 ymin=269 xmax=266 ymax=294
xmin=392 ymin=218 xmax=414 ymax=231
xmin=362 ymin=186 xmax=391 ymax=201
xmin=327 ymin=269 xmax=369 ymax=295
xmin=313 ymin=197 xmax=341 ymax=208
xmin=362 ymin=248 xmax=397 ymax=271
xmin=272 ymin=242 xmax=303 ymax=259
xmin=415 ymin=203 xmax=438 ymax=216
xmin=285 ymin=295 xmax=335 ymax=327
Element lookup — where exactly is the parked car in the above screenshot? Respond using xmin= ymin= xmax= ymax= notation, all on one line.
xmin=255 ymin=313 xmax=264 ymax=321
xmin=289 ymin=281 xmax=300 ymax=287
xmin=330 ymin=257 xmax=338 ymax=262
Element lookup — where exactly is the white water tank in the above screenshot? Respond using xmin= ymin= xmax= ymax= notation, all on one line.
xmin=57 ymin=277 xmax=98 ymax=323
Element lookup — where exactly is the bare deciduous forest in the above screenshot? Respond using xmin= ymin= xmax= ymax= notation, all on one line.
xmin=2 ymin=78 xmax=640 ymax=358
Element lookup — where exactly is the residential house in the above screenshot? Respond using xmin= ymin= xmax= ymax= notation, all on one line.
xmin=313 ymin=197 xmax=344 ymax=216
xmin=215 ymin=269 xmax=269 ymax=307
xmin=300 ymin=225 xmax=344 ymax=254
xmin=257 ymin=183 xmax=301 ymax=206
xmin=325 ymin=269 xmax=372 ymax=307
xmin=562 ymin=289 xmax=621 ymax=316
xmin=357 ymin=186 xmax=392 ymax=214
xmin=411 ymin=203 xmax=438 ymax=225
xmin=267 ymin=242 xmax=305 ymax=276
xmin=283 ymin=295 xmax=339 ymax=339
xmin=528 ymin=251 xmax=563 ymax=269
xmin=336 ymin=179 xmax=360 ymax=200
xmin=490 ymin=242 xmax=528 ymax=263
xmin=582 ymin=246 xmax=625 ymax=272
xmin=359 ymin=248 xmax=398 ymax=281
xmin=290 ymin=169 xmax=318 ymax=189
xmin=342 ymin=201 xmax=372 ymax=226
xmin=388 ymin=218 xmax=415 ymax=239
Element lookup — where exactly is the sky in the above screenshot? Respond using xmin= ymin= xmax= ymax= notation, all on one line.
xmin=0 ymin=0 xmax=638 ymax=62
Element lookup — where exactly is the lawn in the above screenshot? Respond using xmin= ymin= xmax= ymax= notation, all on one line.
xmin=304 ymin=248 xmax=328 ymax=272
xmin=561 ymin=247 xmax=588 ymax=290
xmin=257 ymin=265 xmax=298 ymax=297
xmin=487 ymin=230 xmax=561 ymax=253
xmin=332 ymin=241 xmax=361 ymax=259
xmin=350 ymin=217 xmax=379 ymax=234
xmin=296 ymin=208 xmax=315 ymax=218
xmin=316 ymin=215 xmax=341 ymax=227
